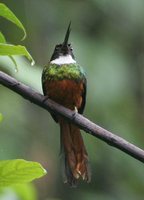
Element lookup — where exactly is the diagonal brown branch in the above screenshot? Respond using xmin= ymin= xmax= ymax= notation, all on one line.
xmin=0 ymin=70 xmax=144 ymax=163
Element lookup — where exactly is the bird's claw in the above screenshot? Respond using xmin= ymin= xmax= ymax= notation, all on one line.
xmin=72 ymin=106 xmax=78 ymax=120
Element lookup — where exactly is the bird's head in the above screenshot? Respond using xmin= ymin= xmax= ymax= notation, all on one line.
xmin=50 ymin=22 xmax=75 ymax=63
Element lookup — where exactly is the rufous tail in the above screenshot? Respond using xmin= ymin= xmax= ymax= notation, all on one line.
xmin=59 ymin=118 xmax=91 ymax=186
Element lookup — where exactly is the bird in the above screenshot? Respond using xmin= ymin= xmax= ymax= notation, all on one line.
xmin=42 ymin=23 xmax=91 ymax=186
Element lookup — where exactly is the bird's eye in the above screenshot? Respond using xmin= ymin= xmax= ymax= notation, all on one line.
xmin=55 ymin=46 xmax=59 ymax=51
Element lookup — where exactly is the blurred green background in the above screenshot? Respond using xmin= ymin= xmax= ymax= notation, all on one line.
xmin=0 ymin=0 xmax=144 ymax=199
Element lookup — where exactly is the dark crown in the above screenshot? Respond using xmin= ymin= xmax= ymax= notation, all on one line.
xmin=50 ymin=22 xmax=75 ymax=61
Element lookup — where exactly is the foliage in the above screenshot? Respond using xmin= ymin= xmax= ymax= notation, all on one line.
xmin=0 ymin=44 xmax=34 ymax=67
xmin=0 ymin=3 xmax=46 ymax=198
xmin=0 ymin=3 xmax=34 ymax=71
xmin=0 ymin=159 xmax=46 ymax=187
xmin=0 ymin=113 xmax=3 ymax=122
xmin=0 ymin=3 xmax=26 ymax=39
xmin=0 ymin=183 xmax=37 ymax=200
xmin=1 ymin=0 xmax=144 ymax=199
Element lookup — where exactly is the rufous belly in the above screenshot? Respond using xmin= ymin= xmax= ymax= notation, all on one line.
xmin=44 ymin=79 xmax=84 ymax=110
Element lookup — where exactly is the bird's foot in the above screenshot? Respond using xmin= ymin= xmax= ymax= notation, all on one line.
xmin=72 ymin=106 xmax=78 ymax=120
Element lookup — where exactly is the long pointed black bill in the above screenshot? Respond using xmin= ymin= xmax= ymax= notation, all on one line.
xmin=63 ymin=22 xmax=71 ymax=47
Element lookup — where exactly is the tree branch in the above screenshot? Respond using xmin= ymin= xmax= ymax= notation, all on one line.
xmin=0 ymin=70 xmax=144 ymax=163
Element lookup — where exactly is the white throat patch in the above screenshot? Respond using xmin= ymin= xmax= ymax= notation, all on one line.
xmin=50 ymin=55 xmax=76 ymax=65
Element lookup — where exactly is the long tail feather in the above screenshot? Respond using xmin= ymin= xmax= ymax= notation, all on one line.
xmin=60 ymin=118 xmax=91 ymax=186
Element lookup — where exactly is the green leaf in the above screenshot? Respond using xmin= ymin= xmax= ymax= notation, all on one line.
xmin=0 ymin=32 xmax=18 ymax=71
xmin=0 ymin=32 xmax=6 ymax=43
xmin=0 ymin=159 xmax=47 ymax=187
xmin=12 ymin=184 xmax=37 ymax=200
xmin=0 ymin=183 xmax=37 ymax=200
xmin=0 ymin=43 xmax=35 ymax=65
xmin=0 ymin=113 xmax=3 ymax=122
xmin=9 ymin=55 xmax=18 ymax=72
xmin=0 ymin=3 xmax=26 ymax=40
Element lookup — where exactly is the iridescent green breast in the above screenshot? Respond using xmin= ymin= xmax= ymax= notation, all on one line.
xmin=42 ymin=63 xmax=86 ymax=83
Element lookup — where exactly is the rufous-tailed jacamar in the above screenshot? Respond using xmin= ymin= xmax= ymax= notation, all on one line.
xmin=42 ymin=23 xmax=90 ymax=186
